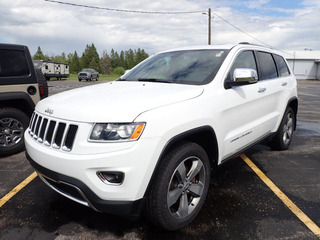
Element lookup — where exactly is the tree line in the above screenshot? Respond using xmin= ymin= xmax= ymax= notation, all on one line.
xmin=33 ymin=43 xmax=149 ymax=75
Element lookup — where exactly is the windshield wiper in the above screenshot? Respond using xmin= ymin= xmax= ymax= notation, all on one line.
xmin=116 ymin=78 xmax=126 ymax=81
xmin=137 ymin=78 xmax=172 ymax=83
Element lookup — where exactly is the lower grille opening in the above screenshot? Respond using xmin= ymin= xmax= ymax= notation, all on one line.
xmin=43 ymin=176 xmax=86 ymax=204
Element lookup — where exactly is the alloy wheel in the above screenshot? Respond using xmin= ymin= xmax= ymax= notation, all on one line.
xmin=0 ymin=118 xmax=24 ymax=147
xmin=283 ymin=112 xmax=293 ymax=145
xmin=167 ymin=156 xmax=206 ymax=219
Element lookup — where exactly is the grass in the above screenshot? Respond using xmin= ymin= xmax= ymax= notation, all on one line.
xmin=62 ymin=73 xmax=121 ymax=81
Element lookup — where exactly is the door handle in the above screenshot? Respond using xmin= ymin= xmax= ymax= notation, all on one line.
xmin=282 ymin=82 xmax=288 ymax=86
xmin=258 ymin=87 xmax=266 ymax=93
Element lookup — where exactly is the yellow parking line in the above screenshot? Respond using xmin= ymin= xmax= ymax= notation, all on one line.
xmin=0 ymin=171 xmax=37 ymax=208
xmin=240 ymin=154 xmax=320 ymax=238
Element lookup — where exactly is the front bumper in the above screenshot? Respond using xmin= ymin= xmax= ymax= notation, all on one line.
xmin=26 ymin=152 xmax=144 ymax=218
xmin=24 ymin=114 xmax=165 ymax=217
xmin=78 ymin=76 xmax=89 ymax=80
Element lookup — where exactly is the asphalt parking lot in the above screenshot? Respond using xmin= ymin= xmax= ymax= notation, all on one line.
xmin=0 ymin=79 xmax=319 ymax=239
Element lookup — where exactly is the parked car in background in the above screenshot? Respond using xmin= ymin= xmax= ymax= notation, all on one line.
xmin=78 ymin=68 xmax=99 ymax=81
xmin=0 ymin=43 xmax=48 ymax=156
xmin=25 ymin=43 xmax=298 ymax=230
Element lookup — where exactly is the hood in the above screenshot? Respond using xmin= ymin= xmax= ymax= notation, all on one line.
xmin=36 ymin=81 xmax=203 ymax=122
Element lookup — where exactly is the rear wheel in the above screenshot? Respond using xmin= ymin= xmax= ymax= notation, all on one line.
xmin=270 ymin=107 xmax=295 ymax=150
xmin=0 ymin=108 xmax=29 ymax=156
xmin=146 ymin=142 xmax=211 ymax=231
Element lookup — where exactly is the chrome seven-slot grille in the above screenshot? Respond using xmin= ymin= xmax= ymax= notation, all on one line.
xmin=28 ymin=112 xmax=78 ymax=152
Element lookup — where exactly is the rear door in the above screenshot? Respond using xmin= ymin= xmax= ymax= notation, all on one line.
xmin=255 ymin=51 xmax=291 ymax=132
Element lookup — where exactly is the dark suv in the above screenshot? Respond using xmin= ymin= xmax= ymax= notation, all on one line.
xmin=0 ymin=43 xmax=48 ymax=156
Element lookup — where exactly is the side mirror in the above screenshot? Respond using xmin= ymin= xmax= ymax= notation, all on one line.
xmin=225 ymin=68 xmax=258 ymax=88
xmin=120 ymin=69 xmax=131 ymax=79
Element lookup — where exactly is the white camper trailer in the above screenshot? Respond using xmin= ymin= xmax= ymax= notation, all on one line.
xmin=33 ymin=60 xmax=70 ymax=80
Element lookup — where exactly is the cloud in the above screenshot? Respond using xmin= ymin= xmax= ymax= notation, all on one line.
xmin=242 ymin=0 xmax=270 ymax=9
xmin=301 ymin=0 xmax=320 ymax=6
xmin=0 ymin=0 xmax=319 ymax=57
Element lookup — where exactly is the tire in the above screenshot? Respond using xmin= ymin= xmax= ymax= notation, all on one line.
xmin=78 ymin=78 xmax=81 ymax=82
xmin=146 ymin=142 xmax=211 ymax=231
xmin=96 ymin=75 xmax=99 ymax=81
xmin=34 ymin=68 xmax=48 ymax=99
xmin=0 ymin=108 xmax=30 ymax=156
xmin=270 ymin=107 xmax=295 ymax=150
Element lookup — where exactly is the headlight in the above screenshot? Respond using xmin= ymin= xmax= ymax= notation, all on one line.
xmin=89 ymin=123 xmax=145 ymax=142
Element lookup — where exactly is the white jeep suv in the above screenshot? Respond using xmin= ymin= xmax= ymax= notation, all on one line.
xmin=25 ymin=43 xmax=298 ymax=230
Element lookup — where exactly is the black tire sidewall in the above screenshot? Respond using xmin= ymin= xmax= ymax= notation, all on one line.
xmin=34 ymin=68 xmax=49 ymax=99
xmin=271 ymin=107 xmax=295 ymax=150
xmin=0 ymin=108 xmax=30 ymax=156
xmin=147 ymin=142 xmax=211 ymax=230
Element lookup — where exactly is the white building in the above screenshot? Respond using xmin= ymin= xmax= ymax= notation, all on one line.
xmin=283 ymin=50 xmax=320 ymax=80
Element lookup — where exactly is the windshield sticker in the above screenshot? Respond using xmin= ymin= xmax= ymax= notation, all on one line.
xmin=215 ymin=51 xmax=224 ymax=57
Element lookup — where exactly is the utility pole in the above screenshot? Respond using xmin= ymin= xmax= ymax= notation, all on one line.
xmin=208 ymin=8 xmax=211 ymax=45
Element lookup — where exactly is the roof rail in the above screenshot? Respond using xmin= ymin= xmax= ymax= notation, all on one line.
xmin=238 ymin=42 xmax=273 ymax=49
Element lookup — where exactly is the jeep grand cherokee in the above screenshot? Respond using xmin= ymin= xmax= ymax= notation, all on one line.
xmin=25 ymin=43 xmax=298 ymax=230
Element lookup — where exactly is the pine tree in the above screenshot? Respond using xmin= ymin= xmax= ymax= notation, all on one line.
xmin=38 ymin=43 xmax=149 ymax=74
xmin=119 ymin=51 xmax=125 ymax=69
xmin=100 ymin=50 xmax=111 ymax=74
xmin=69 ymin=51 xmax=81 ymax=73
xmin=125 ymin=49 xmax=135 ymax=69
xmin=89 ymin=57 xmax=99 ymax=71
xmin=110 ymin=49 xmax=120 ymax=70
xmin=80 ymin=43 xmax=101 ymax=72
xmin=135 ymin=48 xmax=149 ymax=65
xmin=33 ymin=46 xmax=45 ymax=60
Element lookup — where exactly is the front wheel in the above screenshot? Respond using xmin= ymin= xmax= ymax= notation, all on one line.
xmin=146 ymin=142 xmax=211 ymax=231
xmin=0 ymin=108 xmax=29 ymax=156
xmin=270 ymin=107 xmax=295 ymax=150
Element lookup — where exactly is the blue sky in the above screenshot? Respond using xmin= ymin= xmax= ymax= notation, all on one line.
xmin=234 ymin=0 xmax=302 ymax=16
xmin=0 ymin=0 xmax=319 ymax=56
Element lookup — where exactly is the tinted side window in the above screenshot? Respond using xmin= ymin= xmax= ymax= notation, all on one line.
xmin=257 ymin=52 xmax=277 ymax=80
xmin=227 ymin=50 xmax=257 ymax=81
xmin=0 ymin=50 xmax=30 ymax=77
xmin=274 ymin=54 xmax=290 ymax=77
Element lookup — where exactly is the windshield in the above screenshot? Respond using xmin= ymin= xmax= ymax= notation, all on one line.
xmin=121 ymin=49 xmax=229 ymax=85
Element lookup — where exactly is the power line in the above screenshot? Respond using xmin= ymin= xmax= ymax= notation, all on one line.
xmin=44 ymin=0 xmax=278 ymax=50
xmin=211 ymin=11 xmax=274 ymax=48
xmin=212 ymin=11 xmax=293 ymax=54
xmin=44 ymin=0 xmax=205 ymax=14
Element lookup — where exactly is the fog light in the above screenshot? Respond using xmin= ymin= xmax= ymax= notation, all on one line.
xmin=97 ymin=171 xmax=124 ymax=185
